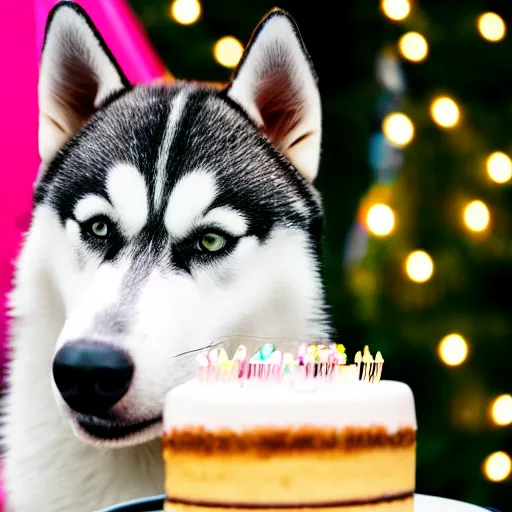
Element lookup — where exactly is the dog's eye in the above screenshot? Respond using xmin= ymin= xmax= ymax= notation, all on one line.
xmin=88 ymin=220 xmax=110 ymax=239
xmin=197 ymin=232 xmax=227 ymax=252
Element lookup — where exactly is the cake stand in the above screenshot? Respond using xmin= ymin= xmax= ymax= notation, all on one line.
xmin=98 ymin=494 xmax=501 ymax=512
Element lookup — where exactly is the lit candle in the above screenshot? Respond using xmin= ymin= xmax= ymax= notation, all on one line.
xmin=234 ymin=345 xmax=248 ymax=379
xmin=362 ymin=348 xmax=374 ymax=382
xmin=283 ymin=352 xmax=295 ymax=376
xmin=305 ymin=353 xmax=316 ymax=378
xmin=354 ymin=351 xmax=362 ymax=379
xmin=336 ymin=343 xmax=346 ymax=356
xmin=375 ymin=351 xmax=384 ymax=383
xmin=318 ymin=347 xmax=330 ymax=378
xmin=234 ymin=345 xmax=247 ymax=360
xmin=260 ymin=343 xmax=275 ymax=360
xmin=297 ymin=343 xmax=307 ymax=365
xmin=307 ymin=344 xmax=319 ymax=360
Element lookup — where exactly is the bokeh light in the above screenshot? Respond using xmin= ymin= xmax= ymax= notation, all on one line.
xmin=381 ymin=0 xmax=411 ymax=21
xmin=382 ymin=113 xmax=414 ymax=147
xmin=214 ymin=36 xmax=244 ymax=68
xmin=405 ymin=250 xmax=434 ymax=283
xmin=490 ymin=394 xmax=512 ymax=426
xmin=430 ymin=97 xmax=460 ymax=128
xmin=463 ymin=200 xmax=490 ymax=232
xmin=366 ymin=204 xmax=395 ymax=237
xmin=170 ymin=0 xmax=201 ymax=25
xmin=478 ymin=12 xmax=506 ymax=42
xmin=483 ymin=452 xmax=512 ymax=482
xmin=438 ymin=334 xmax=468 ymax=366
xmin=486 ymin=152 xmax=512 ymax=184
xmin=398 ymin=32 xmax=429 ymax=62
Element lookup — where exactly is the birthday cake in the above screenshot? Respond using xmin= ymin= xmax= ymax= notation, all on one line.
xmin=163 ymin=344 xmax=417 ymax=512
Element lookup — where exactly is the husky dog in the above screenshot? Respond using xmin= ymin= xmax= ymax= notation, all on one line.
xmin=3 ymin=1 xmax=330 ymax=510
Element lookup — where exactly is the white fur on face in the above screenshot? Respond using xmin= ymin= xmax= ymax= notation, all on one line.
xmin=164 ymin=169 xmax=218 ymax=239
xmin=5 ymin=205 xmax=164 ymax=506
xmin=153 ymin=90 xmax=189 ymax=209
xmin=6 ymin=203 xmax=326 ymax=512
xmin=107 ymin=163 xmax=149 ymax=238
xmin=56 ymin=256 xmax=133 ymax=349
xmin=201 ymin=207 xmax=248 ymax=236
xmin=57 ymin=191 xmax=326 ymax=425
xmin=125 ymin=226 xmax=327 ymax=420
xmin=74 ymin=195 xmax=114 ymax=222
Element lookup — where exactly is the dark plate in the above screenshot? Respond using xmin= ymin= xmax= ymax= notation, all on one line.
xmin=98 ymin=494 xmax=164 ymax=511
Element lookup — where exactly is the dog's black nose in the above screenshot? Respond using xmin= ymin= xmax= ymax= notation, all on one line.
xmin=53 ymin=341 xmax=134 ymax=417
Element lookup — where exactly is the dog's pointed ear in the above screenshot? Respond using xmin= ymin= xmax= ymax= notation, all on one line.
xmin=227 ymin=9 xmax=321 ymax=182
xmin=38 ymin=2 xmax=129 ymax=166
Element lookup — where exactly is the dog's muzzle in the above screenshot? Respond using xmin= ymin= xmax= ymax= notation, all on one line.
xmin=52 ymin=340 xmax=134 ymax=417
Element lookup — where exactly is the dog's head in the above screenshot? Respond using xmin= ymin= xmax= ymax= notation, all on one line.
xmin=35 ymin=2 xmax=328 ymax=446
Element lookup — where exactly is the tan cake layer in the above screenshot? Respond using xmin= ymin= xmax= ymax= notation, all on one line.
xmin=163 ymin=427 xmax=416 ymax=506
xmin=164 ymin=496 xmax=413 ymax=512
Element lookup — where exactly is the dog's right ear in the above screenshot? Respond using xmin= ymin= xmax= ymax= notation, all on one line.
xmin=38 ymin=2 xmax=129 ymax=167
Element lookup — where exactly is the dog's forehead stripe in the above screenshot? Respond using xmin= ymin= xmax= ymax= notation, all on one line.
xmin=164 ymin=170 xmax=218 ymax=239
xmin=154 ymin=90 xmax=189 ymax=210
xmin=107 ymin=163 xmax=149 ymax=238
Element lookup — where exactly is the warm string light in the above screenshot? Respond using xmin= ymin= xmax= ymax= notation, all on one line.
xmin=376 ymin=10 xmax=509 ymax=480
xmin=405 ymin=250 xmax=434 ymax=283
xmin=483 ymin=452 xmax=512 ymax=482
xmin=398 ymin=32 xmax=429 ymax=62
xmin=170 ymin=0 xmax=201 ymax=25
xmin=486 ymin=152 xmax=512 ymax=184
xmin=478 ymin=13 xmax=506 ymax=42
xmin=438 ymin=334 xmax=468 ymax=366
xmin=430 ymin=96 xmax=460 ymax=128
xmin=490 ymin=394 xmax=512 ymax=426
xmin=365 ymin=204 xmax=395 ymax=236
xmin=382 ymin=113 xmax=415 ymax=147
xmin=214 ymin=36 xmax=244 ymax=68
xmin=463 ymin=200 xmax=490 ymax=233
xmin=381 ymin=0 xmax=411 ymax=21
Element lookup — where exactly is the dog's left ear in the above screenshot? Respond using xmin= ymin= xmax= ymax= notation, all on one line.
xmin=227 ymin=9 xmax=321 ymax=182
xmin=38 ymin=2 xmax=129 ymax=167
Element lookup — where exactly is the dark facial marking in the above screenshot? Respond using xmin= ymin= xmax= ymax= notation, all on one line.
xmin=35 ymin=83 xmax=324 ymax=270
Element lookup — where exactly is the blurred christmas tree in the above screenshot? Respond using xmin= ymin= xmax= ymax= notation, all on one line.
xmin=344 ymin=1 xmax=512 ymax=509
xmin=130 ymin=0 xmax=511 ymax=508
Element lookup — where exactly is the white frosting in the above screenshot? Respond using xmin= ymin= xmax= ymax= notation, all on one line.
xmin=164 ymin=379 xmax=417 ymax=433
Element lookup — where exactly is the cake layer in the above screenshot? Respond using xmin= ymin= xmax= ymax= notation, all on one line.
xmin=164 ymin=425 xmax=415 ymax=453
xmin=164 ymin=495 xmax=413 ymax=512
xmin=164 ymin=380 xmax=416 ymax=433
xmin=163 ymin=440 xmax=415 ymax=504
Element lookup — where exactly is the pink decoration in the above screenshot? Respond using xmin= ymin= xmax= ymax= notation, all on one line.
xmin=0 ymin=0 xmax=168 ymax=390
xmin=35 ymin=0 xmax=167 ymax=85
xmin=197 ymin=343 xmax=368 ymax=384
xmin=0 ymin=0 xmax=39 ymax=392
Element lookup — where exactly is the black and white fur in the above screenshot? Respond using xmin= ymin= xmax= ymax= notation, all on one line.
xmin=3 ymin=2 xmax=330 ymax=510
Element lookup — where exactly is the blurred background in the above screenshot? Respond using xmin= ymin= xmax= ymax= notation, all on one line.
xmin=1 ymin=0 xmax=512 ymax=509
xmin=129 ymin=0 xmax=512 ymax=506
